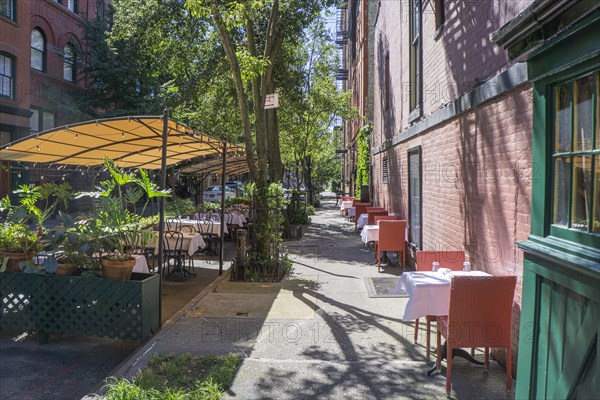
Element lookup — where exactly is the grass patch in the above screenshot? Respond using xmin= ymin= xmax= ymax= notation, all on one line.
xmin=103 ymin=353 xmax=240 ymax=400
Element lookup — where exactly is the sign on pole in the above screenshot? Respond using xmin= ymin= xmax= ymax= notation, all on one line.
xmin=264 ymin=93 xmax=279 ymax=110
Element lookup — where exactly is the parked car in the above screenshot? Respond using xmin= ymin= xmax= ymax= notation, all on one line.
xmin=202 ymin=185 xmax=236 ymax=202
xmin=225 ymin=181 xmax=245 ymax=196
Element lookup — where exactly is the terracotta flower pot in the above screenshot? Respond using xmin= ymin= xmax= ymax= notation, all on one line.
xmin=0 ymin=252 xmax=34 ymax=272
xmin=55 ymin=263 xmax=78 ymax=276
xmin=100 ymin=256 xmax=136 ymax=280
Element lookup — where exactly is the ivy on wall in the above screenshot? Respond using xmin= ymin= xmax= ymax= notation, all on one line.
xmin=355 ymin=124 xmax=371 ymax=196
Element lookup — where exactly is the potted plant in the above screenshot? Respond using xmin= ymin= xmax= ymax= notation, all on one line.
xmin=0 ymin=223 xmax=38 ymax=272
xmin=78 ymin=158 xmax=169 ymax=280
xmin=0 ymin=182 xmax=71 ymax=272
xmin=44 ymin=211 xmax=100 ymax=276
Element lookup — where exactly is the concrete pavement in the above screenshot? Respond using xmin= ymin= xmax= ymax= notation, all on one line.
xmin=108 ymin=194 xmax=515 ymax=399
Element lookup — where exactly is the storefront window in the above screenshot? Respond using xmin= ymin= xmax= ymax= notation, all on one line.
xmin=552 ymin=71 xmax=599 ymax=234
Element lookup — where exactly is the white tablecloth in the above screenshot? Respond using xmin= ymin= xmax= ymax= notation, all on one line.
xmin=149 ymin=232 xmax=206 ymax=256
xmin=360 ymin=225 xmax=379 ymax=244
xmin=395 ymin=270 xmax=491 ymax=320
xmin=347 ymin=207 xmax=356 ymax=218
xmin=340 ymin=200 xmax=353 ymax=211
xmin=196 ymin=212 xmax=246 ymax=227
xmin=176 ymin=219 xmax=228 ymax=235
xmin=357 ymin=213 xmax=368 ymax=228
xmin=132 ymin=254 xmax=149 ymax=273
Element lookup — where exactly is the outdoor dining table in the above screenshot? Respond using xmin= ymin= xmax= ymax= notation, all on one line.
xmin=175 ymin=219 xmax=229 ymax=236
xmin=195 ymin=212 xmax=246 ymax=227
xmin=147 ymin=231 xmax=206 ymax=256
xmin=340 ymin=200 xmax=353 ymax=212
xmin=360 ymin=224 xmax=379 ymax=244
xmin=394 ymin=270 xmax=490 ymax=321
xmin=356 ymin=213 xmax=368 ymax=228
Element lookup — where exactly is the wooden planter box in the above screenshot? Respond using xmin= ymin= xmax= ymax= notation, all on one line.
xmin=0 ymin=272 xmax=160 ymax=344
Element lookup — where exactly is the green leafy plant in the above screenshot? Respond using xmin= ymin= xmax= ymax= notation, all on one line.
xmin=0 ymin=182 xmax=72 ymax=236
xmin=44 ymin=211 xmax=100 ymax=267
xmin=165 ymin=197 xmax=196 ymax=217
xmin=102 ymin=353 xmax=239 ymax=400
xmin=77 ymin=158 xmax=170 ymax=261
xmin=355 ymin=124 xmax=371 ymax=196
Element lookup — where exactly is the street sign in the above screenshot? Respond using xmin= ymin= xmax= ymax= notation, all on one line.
xmin=264 ymin=93 xmax=279 ymax=109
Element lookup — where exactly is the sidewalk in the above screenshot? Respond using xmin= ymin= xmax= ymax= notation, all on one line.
xmin=109 ymin=194 xmax=514 ymax=399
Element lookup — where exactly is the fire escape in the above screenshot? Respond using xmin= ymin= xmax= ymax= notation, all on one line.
xmin=335 ymin=1 xmax=349 ymax=82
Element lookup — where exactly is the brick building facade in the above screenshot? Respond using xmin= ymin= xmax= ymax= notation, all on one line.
xmin=0 ymin=0 xmax=104 ymax=196
xmin=341 ymin=0 xmax=538 ymax=371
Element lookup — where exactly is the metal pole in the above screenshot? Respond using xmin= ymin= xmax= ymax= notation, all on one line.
xmin=219 ymin=142 xmax=227 ymax=275
xmin=157 ymin=108 xmax=169 ymax=325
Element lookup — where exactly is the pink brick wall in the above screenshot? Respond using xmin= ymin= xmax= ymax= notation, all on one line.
xmin=371 ymin=1 xmax=535 ymax=371
xmin=372 ymin=85 xmax=533 ymax=372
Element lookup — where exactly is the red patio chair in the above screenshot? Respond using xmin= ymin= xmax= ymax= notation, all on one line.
xmin=436 ymin=275 xmax=516 ymax=396
xmin=374 ymin=215 xmax=397 ymax=224
xmin=414 ymin=250 xmax=466 ymax=360
xmin=375 ymin=220 xmax=406 ymax=272
xmin=367 ymin=210 xmax=388 ymax=225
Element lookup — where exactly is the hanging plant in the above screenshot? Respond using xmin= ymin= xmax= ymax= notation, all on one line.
xmin=355 ymin=124 xmax=372 ymax=195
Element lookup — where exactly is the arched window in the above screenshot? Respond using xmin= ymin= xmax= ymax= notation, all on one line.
xmin=63 ymin=44 xmax=76 ymax=82
xmin=0 ymin=52 xmax=15 ymax=99
xmin=31 ymin=29 xmax=45 ymax=71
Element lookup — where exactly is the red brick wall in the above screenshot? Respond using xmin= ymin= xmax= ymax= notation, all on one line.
xmin=372 ymin=84 xmax=533 ymax=373
xmin=371 ymin=1 xmax=534 ymax=372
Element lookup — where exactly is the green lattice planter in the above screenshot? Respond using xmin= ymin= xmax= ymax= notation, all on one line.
xmin=0 ymin=272 xmax=160 ymax=344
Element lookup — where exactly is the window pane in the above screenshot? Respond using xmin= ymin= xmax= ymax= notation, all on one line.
xmin=31 ymin=50 xmax=43 ymax=71
xmin=571 ymin=156 xmax=592 ymax=231
xmin=555 ymin=83 xmax=571 ymax=153
xmin=596 ymin=72 xmax=599 ymax=149
xmin=553 ymin=158 xmax=570 ymax=226
xmin=42 ymin=112 xmax=54 ymax=130
xmin=30 ymin=109 xmax=40 ymax=132
xmin=573 ymin=74 xmax=594 ymax=152
xmin=593 ymin=155 xmax=600 ymax=233
xmin=1 ymin=0 xmax=15 ymax=20
xmin=31 ymin=30 xmax=44 ymax=51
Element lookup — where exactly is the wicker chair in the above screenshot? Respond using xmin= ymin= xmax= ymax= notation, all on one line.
xmin=414 ymin=250 xmax=466 ymax=360
xmin=367 ymin=210 xmax=388 ymax=225
xmin=374 ymin=220 xmax=406 ymax=272
xmin=374 ymin=215 xmax=397 ymax=224
xmin=436 ymin=275 xmax=516 ymax=396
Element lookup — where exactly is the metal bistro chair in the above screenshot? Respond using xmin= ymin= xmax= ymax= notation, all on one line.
xmin=414 ymin=250 xmax=466 ymax=360
xmin=165 ymin=217 xmax=182 ymax=232
xmin=436 ymin=275 xmax=516 ymax=396
xmin=196 ymin=219 xmax=218 ymax=255
xmin=163 ymin=230 xmax=186 ymax=280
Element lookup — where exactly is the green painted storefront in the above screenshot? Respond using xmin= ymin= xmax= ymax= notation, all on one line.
xmin=494 ymin=2 xmax=599 ymax=399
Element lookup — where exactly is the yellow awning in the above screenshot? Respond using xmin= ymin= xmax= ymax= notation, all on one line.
xmin=0 ymin=116 xmax=245 ymax=170
xmin=179 ymin=156 xmax=252 ymax=176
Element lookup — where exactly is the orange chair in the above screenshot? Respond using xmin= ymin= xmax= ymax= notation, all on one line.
xmin=375 ymin=220 xmax=406 ymax=272
xmin=414 ymin=250 xmax=466 ymax=359
xmin=374 ymin=215 xmax=397 ymax=224
xmin=366 ymin=206 xmax=385 ymax=213
xmin=436 ymin=275 xmax=516 ymax=396
xmin=367 ymin=210 xmax=388 ymax=225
